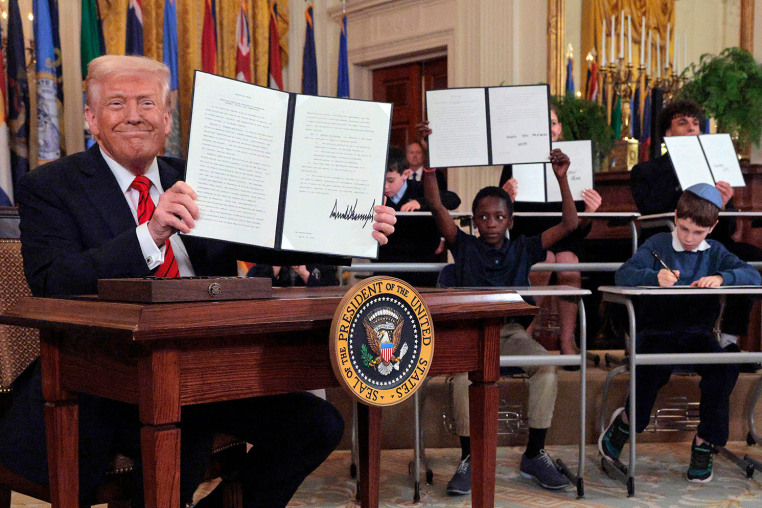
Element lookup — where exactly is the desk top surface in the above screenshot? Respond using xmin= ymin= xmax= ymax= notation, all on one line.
xmin=0 ymin=286 xmax=536 ymax=341
xmin=512 ymin=212 xmax=640 ymax=218
xmin=599 ymin=285 xmax=762 ymax=296
xmin=639 ymin=211 xmax=762 ymax=221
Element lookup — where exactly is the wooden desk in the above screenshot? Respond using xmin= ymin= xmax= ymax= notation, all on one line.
xmin=0 ymin=286 xmax=535 ymax=508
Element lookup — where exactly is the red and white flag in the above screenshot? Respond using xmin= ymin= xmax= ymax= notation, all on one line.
xmin=235 ymin=0 xmax=250 ymax=82
xmin=268 ymin=1 xmax=283 ymax=90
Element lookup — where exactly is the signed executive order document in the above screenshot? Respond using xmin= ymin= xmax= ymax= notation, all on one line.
xmin=184 ymin=72 xmax=392 ymax=259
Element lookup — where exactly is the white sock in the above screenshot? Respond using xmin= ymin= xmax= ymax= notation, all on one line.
xmin=719 ymin=333 xmax=739 ymax=349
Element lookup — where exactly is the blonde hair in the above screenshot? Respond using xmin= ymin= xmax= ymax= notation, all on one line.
xmin=85 ymin=55 xmax=171 ymax=109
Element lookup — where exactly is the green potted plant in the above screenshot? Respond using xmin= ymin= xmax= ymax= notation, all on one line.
xmin=677 ymin=47 xmax=762 ymax=152
xmin=551 ymin=95 xmax=613 ymax=172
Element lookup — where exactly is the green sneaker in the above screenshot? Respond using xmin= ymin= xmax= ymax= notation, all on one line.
xmin=598 ymin=407 xmax=629 ymax=461
xmin=687 ymin=438 xmax=714 ymax=483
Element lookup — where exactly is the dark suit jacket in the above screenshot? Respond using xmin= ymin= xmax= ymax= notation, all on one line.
xmin=17 ymin=144 xmax=345 ymax=297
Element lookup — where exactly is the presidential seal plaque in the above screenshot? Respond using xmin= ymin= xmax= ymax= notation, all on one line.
xmin=330 ymin=276 xmax=434 ymax=406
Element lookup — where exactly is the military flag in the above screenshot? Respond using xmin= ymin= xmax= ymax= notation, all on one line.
xmin=163 ymin=0 xmax=181 ymax=157
xmin=268 ymin=2 xmax=283 ymax=90
xmin=34 ymin=0 xmax=60 ymax=164
xmin=7 ymin=0 xmax=29 ymax=186
xmin=126 ymin=0 xmax=144 ymax=55
xmin=337 ymin=13 xmax=349 ymax=98
xmin=201 ymin=0 xmax=217 ymax=73
xmin=302 ymin=4 xmax=317 ymax=95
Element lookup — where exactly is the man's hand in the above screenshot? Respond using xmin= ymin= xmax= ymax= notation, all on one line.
xmin=715 ymin=181 xmax=734 ymax=208
xmin=147 ymin=181 xmax=199 ymax=247
xmin=581 ymin=188 xmax=602 ymax=213
xmin=549 ymin=149 xmax=570 ymax=179
xmin=657 ymin=268 xmax=680 ymax=287
xmin=502 ymin=178 xmax=518 ymax=201
xmin=372 ymin=204 xmax=396 ymax=245
xmin=691 ymin=275 xmax=724 ymax=288
xmin=400 ymin=200 xmax=421 ymax=212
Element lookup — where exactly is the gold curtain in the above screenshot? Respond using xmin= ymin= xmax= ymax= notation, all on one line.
xmin=96 ymin=0 xmax=289 ymax=154
xmin=581 ymin=0 xmax=674 ymax=71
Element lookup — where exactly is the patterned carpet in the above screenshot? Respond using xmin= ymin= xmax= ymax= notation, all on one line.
xmin=11 ymin=443 xmax=762 ymax=507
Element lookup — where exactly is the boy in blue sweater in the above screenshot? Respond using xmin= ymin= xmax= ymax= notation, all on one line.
xmin=601 ymin=183 xmax=761 ymax=483
xmin=424 ymin=149 xmax=579 ymax=493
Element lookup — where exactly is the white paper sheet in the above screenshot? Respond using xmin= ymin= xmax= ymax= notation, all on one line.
xmin=664 ymin=136 xmax=715 ymax=189
xmin=699 ymin=134 xmax=746 ymax=187
xmin=488 ymin=85 xmax=551 ymax=165
xmin=280 ymin=96 xmax=390 ymax=258
xmin=184 ymin=72 xmax=288 ymax=248
xmin=546 ymin=140 xmax=594 ymax=201
xmin=426 ymin=88 xmax=489 ymax=168
xmin=512 ymin=163 xmax=547 ymax=202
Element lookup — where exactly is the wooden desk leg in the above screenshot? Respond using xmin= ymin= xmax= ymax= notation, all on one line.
xmin=139 ymin=350 xmax=181 ymax=508
xmin=44 ymin=402 xmax=78 ymax=508
xmin=357 ymin=403 xmax=382 ymax=508
xmin=469 ymin=382 xmax=498 ymax=508
xmin=41 ymin=332 xmax=78 ymax=508
xmin=141 ymin=425 xmax=182 ymax=508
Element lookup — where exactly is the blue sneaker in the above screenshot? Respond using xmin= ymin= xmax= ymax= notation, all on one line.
xmin=687 ymin=438 xmax=714 ymax=483
xmin=519 ymin=449 xmax=570 ymax=490
xmin=446 ymin=455 xmax=471 ymax=496
xmin=598 ymin=407 xmax=629 ymax=461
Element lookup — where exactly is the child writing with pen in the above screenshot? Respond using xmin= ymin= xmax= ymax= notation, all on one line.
xmin=601 ymin=183 xmax=761 ymax=483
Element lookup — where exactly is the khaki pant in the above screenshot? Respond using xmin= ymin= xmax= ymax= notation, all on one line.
xmin=452 ymin=322 xmax=557 ymax=435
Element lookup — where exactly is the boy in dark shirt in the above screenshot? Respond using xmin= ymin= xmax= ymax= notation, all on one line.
xmin=424 ymin=149 xmax=579 ymax=493
xmin=601 ymin=183 xmax=761 ymax=483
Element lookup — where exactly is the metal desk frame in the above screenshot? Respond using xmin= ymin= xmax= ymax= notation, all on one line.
xmin=597 ymin=285 xmax=762 ymax=496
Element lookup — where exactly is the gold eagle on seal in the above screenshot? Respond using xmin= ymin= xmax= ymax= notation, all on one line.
xmin=363 ymin=308 xmax=405 ymax=373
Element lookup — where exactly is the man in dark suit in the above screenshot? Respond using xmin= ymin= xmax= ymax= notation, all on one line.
xmin=0 ymin=55 xmax=396 ymax=507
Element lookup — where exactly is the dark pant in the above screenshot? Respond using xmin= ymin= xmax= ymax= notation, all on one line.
xmin=624 ymin=329 xmax=740 ymax=446
xmin=0 ymin=360 xmax=343 ymax=507
xmin=722 ymin=240 xmax=762 ymax=336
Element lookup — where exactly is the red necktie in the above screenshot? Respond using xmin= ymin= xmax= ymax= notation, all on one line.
xmin=130 ymin=176 xmax=180 ymax=278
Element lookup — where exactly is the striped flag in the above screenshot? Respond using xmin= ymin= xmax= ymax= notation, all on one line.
xmin=302 ymin=4 xmax=317 ymax=95
xmin=163 ymin=0 xmax=181 ymax=157
xmin=201 ymin=0 xmax=217 ymax=74
xmin=337 ymin=13 xmax=349 ymax=98
xmin=7 ymin=0 xmax=29 ymax=188
xmin=235 ymin=0 xmax=251 ymax=82
xmin=81 ymin=0 xmax=106 ymax=147
xmin=126 ymin=0 xmax=144 ymax=56
xmin=34 ymin=0 xmax=60 ymax=164
xmin=0 ymin=23 xmax=12 ymax=206
xmin=586 ymin=61 xmax=598 ymax=101
xmin=268 ymin=2 xmax=283 ymax=90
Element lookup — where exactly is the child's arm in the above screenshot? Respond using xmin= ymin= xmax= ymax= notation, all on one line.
xmin=615 ymin=239 xmax=669 ymax=287
xmin=539 ymin=149 xmax=579 ymax=249
xmin=705 ymin=243 xmax=762 ymax=287
xmin=423 ymin=168 xmax=458 ymax=245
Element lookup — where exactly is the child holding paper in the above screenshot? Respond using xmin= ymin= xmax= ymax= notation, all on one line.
xmin=601 ymin=183 xmax=761 ymax=483
xmin=500 ymin=104 xmax=602 ymax=356
xmin=424 ymin=147 xmax=579 ymax=493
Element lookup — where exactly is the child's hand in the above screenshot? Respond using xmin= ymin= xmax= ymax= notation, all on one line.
xmin=691 ymin=275 xmax=724 ymax=288
xmin=657 ymin=268 xmax=680 ymax=287
xmin=581 ymin=188 xmax=602 ymax=212
xmin=416 ymin=121 xmax=432 ymax=140
xmin=715 ymin=181 xmax=734 ymax=208
xmin=549 ymin=149 xmax=570 ymax=179
xmin=400 ymin=200 xmax=421 ymax=212
xmin=502 ymin=178 xmax=518 ymax=201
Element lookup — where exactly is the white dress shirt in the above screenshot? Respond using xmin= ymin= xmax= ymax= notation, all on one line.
xmin=101 ymin=148 xmax=196 ymax=276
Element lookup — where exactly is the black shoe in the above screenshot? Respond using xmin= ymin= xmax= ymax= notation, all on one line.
xmin=446 ymin=455 xmax=471 ymax=496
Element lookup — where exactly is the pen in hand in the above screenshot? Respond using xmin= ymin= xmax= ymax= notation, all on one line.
xmin=651 ymin=249 xmax=679 ymax=282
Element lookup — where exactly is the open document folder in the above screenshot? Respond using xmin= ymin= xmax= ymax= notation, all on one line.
xmin=184 ymin=71 xmax=392 ymax=259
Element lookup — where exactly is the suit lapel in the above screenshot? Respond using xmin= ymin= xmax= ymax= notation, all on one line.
xmin=78 ymin=145 xmax=137 ymax=238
